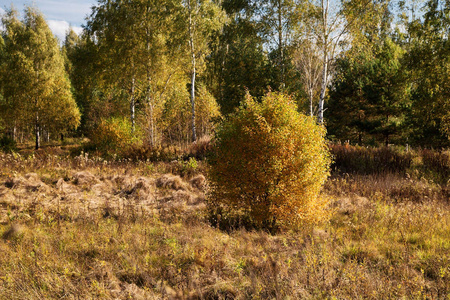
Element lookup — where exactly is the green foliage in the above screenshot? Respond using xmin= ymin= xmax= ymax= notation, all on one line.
xmin=0 ymin=7 xmax=80 ymax=148
xmin=181 ymin=157 xmax=198 ymax=177
xmin=161 ymin=83 xmax=221 ymax=145
xmin=0 ymin=135 xmax=17 ymax=153
xmin=207 ymin=7 xmax=271 ymax=115
xmin=208 ymin=92 xmax=331 ymax=228
xmin=327 ymin=38 xmax=409 ymax=146
xmin=85 ymin=0 xmax=186 ymax=141
xmin=403 ymin=0 xmax=450 ymax=147
xmin=62 ymin=29 xmax=102 ymax=134
xmin=88 ymin=117 xmax=142 ymax=158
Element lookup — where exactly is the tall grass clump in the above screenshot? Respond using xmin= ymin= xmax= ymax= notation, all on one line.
xmin=420 ymin=149 xmax=450 ymax=184
xmin=208 ymin=92 xmax=331 ymax=229
xmin=330 ymin=144 xmax=413 ymax=175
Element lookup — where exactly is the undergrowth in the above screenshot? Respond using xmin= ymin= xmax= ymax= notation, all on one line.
xmin=0 ymin=147 xmax=448 ymax=299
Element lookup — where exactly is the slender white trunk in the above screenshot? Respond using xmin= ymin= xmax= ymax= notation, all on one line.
xmin=278 ymin=0 xmax=285 ymax=88
xmin=191 ymin=64 xmax=197 ymax=142
xmin=35 ymin=111 xmax=40 ymax=150
xmin=318 ymin=54 xmax=327 ymax=124
xmin=130 ymin=76 xmax=136 ymax=133
xmin=318 ymin=0 xmax=329 ymax=125
xmin=188 ymin=0 xmax=197 ymax=142
xmin=145 ymin=7 xmax=156 ymax=147
xmin=148 ymin=98 xmax=155 ymax=146
xmin=12 ymin=123 xmax=16 ymax=141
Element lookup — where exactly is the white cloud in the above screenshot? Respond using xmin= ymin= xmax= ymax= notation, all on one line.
xmin=72 ymin=26 xmax=83 ymax=36
xmin=47 ymin=19 xmax=82 ymax=43
xmin=0 ymin=8 xmax=5 ymax=32
xmin=9 ymin=0 xmax=94 ymax=26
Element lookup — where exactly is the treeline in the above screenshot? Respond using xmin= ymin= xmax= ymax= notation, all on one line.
xmin=0 ymin=0 xmax=449 ymax=151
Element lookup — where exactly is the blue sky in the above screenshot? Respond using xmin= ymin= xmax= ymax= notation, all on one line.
xmin=0 ymin=0 xmax=96 ymax=41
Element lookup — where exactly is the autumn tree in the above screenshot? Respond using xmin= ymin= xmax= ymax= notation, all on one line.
xmin=0 ymin=7 xmax=80 ymax=149
xmin=403 ymin=0 xmax=450 ymax=147
xmin=182 ymin=0 xmax=226 ymax=141
xmin=86 ymin=0 xmax=181 ymax=144
xmin=209 ymin=92 xmax=331 ymax=228
xmin=292 ymin=34 xmax=323 ymax=117
xmin=290 ymin=0 xmax=383 ymax=123
xmin=161 ymin=80 xmax=221 ymax=144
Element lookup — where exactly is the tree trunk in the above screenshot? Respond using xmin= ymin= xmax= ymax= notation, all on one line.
xmin=146 ymin=64 xmax=155 ymax=146
xmin=278 ymin=0 xmax=285 ymax=89
xmin=148 ymin=98 xmax=155 ymax=146
xmin=318 ymin=0 xmax=329 ymax=125
xmin=318 ymin=53 xmax=327 ymax=124
xmin=130 ymin=76 xmax=136 ymax=134
xmin=190 ymin=58 xmax=197 ymax=142
xmin=35 ymin=112 xmax=40 ymax=150
xmin=385 ymin=114 xmax=389 ymax=147
xmin=12 ymin=124 xmax=16 ymax=141
xmin=145 ymin=13 xmax=156 ymax=147
xmin=188 ymin=0 xmax=197 ymax=142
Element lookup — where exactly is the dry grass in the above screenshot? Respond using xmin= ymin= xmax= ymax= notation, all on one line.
xmin=0 ymin=150 xmax=449 ymax=299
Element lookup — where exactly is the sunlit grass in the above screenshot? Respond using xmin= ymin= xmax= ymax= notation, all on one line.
xmin=0 ymin=150 xmax=448 ymax=299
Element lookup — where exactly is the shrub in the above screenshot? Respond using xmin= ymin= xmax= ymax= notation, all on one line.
xmin=0 ymin=135 xmax=17 ymax=153
xmin=181 ymin=157 xmax=198 ymax=177
xmin=420 ymin=149 xmax=450 ymax=185
xmin=186 ymin=135 xmax=213 ymax=160
xmin=208 ymin=92 xmax=331 ymax=228
xmin=88 ymin=117 xmax=141 ymax=158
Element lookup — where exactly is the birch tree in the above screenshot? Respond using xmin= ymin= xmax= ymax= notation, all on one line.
xmin=0 ymin=7 xmax=80 ymax=149
xmin=86 ymin=0 xmax=179 ymax=144
xmin=295 ymin=0 xmax=380 ymax=124
xmin=316 ymin=0 xmax=345 ymax=124
xmin=183 ymin=0 xmax=225 ymax=141
xmin=292 ymin=39 xmax=323 ymax=117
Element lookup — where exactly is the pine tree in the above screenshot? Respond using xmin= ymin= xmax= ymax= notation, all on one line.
xmin=207 ymin=0 xmax=270 ymax=115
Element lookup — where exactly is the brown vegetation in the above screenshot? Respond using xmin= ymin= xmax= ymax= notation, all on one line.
xmin=0 ymin=148 xmax=448 ymax=299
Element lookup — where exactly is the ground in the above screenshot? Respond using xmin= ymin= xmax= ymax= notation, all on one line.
xmin=0 ymin=149 xmax=449 ymax=299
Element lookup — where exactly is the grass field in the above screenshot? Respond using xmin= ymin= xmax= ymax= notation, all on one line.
xmin=0 ymin=147 xmax=449 ymax=299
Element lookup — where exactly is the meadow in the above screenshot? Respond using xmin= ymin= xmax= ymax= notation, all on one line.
xmin=0 ymin=144 xmax=449 ymax=299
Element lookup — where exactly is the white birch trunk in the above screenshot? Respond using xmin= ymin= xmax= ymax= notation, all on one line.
xmin=188 ymin=0 xmax=197 ymax=142
xmin=278 ymin=0 xmax=285 ymax=89
xmin=35 ymin=111 xmax=40 ymax=150
xmin=318 ymin=53 xmax=327 ymax=124
xmin=318 ymin=0 xmax=329 ymax=125
xmin=130 ymin=76 xmax=136 ymax=133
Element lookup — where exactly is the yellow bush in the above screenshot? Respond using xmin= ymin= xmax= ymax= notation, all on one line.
xmin=89 ymin=117 xmax=141 ymax=157
xmin=208 ymin=92 xmax=331 ymax=227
